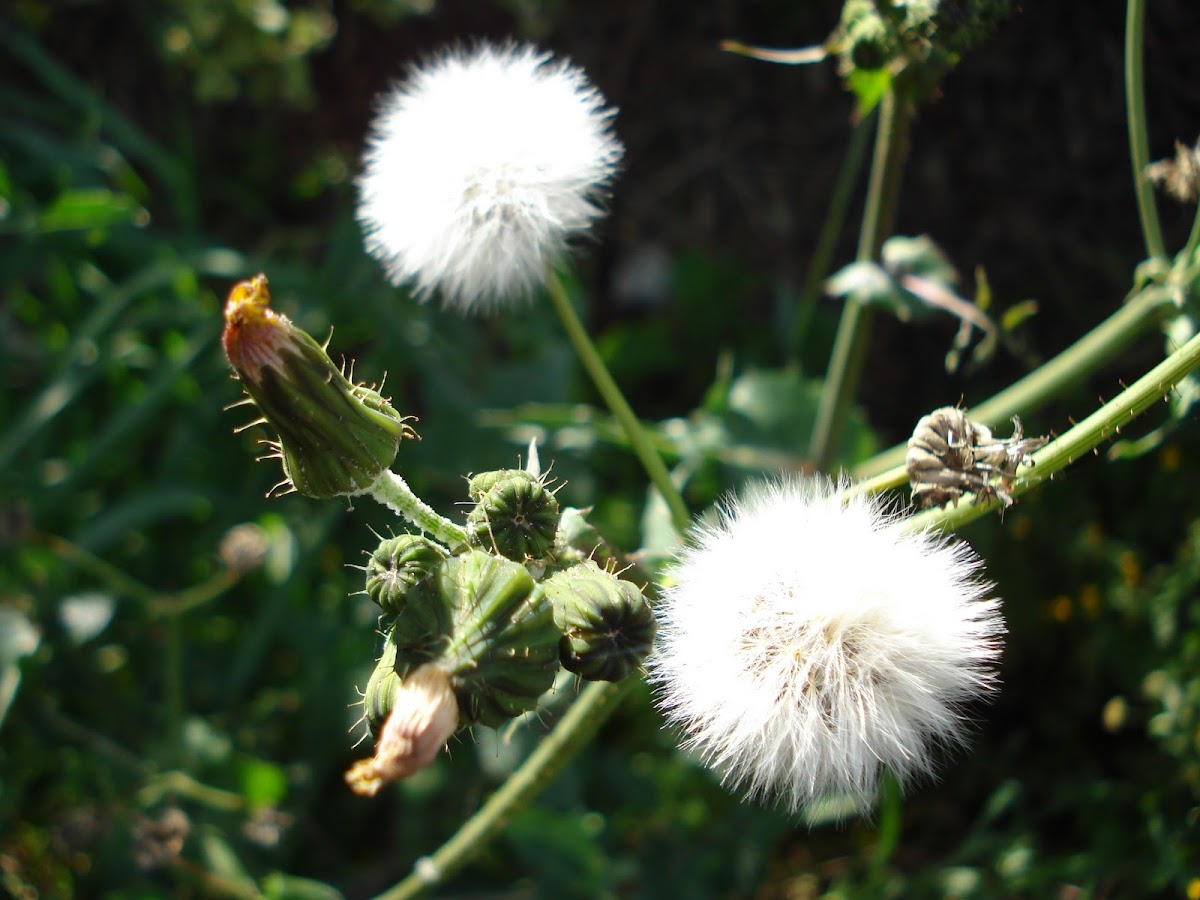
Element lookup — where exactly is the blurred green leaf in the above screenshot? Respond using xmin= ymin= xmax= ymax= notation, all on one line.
xmin=261 ymin=873 xmax=345 ymax=900
xmin=238 ymin=757 xmax=288 ymax=808
xmin=848 ymin=67 xmax=891 ymax=117
xmin=37 ymin=188 xmax=146 ymax=233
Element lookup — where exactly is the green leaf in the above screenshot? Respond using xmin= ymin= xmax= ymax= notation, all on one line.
xmin=847 ymin=67 xmax=891 ymax=117
xmin=38 ymin=187 xmax=146 ymax=232
xmin=238 ymin=757 xmax=289 ymax=808
xmin=197 ymin=829 xmax=256 ymax=891
xmin=261 ymin=874 xmax=345 ymax=900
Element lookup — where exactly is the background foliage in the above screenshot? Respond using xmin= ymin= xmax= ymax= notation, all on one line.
xmin=2 ymin=1 xmax=1199 ymax=897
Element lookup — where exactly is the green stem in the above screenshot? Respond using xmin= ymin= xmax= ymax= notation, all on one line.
xmin=368 ymin=470 xmax=468 ymax=548
xmin=809 ymin=86 xmax=912 ymax=470
xmin=905 ymin=326 xmax=1200 ymax=534
xmin=544 ymin=271 xmax=691 ymax=536
xmin=853 ymin=285 xmax=1175 ymax=479
xmin=1125 ymin=0 xmax=1166 ymax=261
xmin=165 ymin=615 xmax=184 ymax=766
xmin=1183 ymin=197 xmax=1200 ymax=265
xmin=372 ymin=679 xmax=632 ymax=900
xmin=790 ymin=111 xmax=877 ymax=355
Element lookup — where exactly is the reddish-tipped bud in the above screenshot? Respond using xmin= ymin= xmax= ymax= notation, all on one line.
xmin=222 ymin=274 xmax=415 ymax=499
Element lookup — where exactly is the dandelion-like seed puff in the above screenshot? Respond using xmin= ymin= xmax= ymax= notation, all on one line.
xmin=357 ymin=42 xmax=624 ymax=313
xmin=649 ymin=477 xmax=1005 ymax=815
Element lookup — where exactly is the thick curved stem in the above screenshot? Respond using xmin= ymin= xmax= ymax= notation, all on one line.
xmin=368 ymin=470 xmax=468 ymax=548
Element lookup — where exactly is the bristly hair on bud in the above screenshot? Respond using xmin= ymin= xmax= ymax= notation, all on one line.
xmin=648 ymin=476 xmax=1004 ymax=816
xmin=356 ymin=41 xmax=624 ymax=313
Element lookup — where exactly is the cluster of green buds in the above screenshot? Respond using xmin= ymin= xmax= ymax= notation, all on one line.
xmin=221 ymin=273 xmax=416 ymax=498
xmin=832 ymin=0 xmax=1011 ymax=98
xmin=219 ymin=276 xmax=655 ymax=797
xmin=347 ymin=469 xmax=655 ymax=796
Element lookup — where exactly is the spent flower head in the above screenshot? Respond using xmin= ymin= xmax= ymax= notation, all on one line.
xmin=649 ymin=476 xmax=1004 ymax=815
xmin=357 ymin=41 xmax=624 ymax=313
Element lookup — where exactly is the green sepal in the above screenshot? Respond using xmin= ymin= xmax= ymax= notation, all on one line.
xmin=395 ymin=550 xmax=562 ymax=728
xmin=363 ymin=631 xmax=401 ymax=736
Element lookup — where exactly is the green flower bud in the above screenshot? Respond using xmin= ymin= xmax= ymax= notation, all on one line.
xmin=222 ymin=273 xmax=416 ymax=499
xmin=539 ymin=561 xmax=656 ymax=682
xmin=393 ymin=550 xmax=561 ymax=728
xmin=466 ymin=468 xmax=525 ymax=502
xmin=466 ymin=470 xmax=559 ymax=562
xmin=364 ymin=534 xmax=448 ymax=615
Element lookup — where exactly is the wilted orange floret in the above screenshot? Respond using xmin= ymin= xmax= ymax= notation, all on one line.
xmin=222 ymin=273 xmax=291 ymax=382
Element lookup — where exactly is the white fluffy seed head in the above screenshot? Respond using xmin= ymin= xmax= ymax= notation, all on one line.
xmin=357 ymin=42 xmax=624 ymax=314
xmin=648 ymin=476 xmax=1004 ymax=816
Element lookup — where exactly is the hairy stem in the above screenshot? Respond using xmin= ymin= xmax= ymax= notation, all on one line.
xmin=809 ymin=86 xmax=912 ymax=470
xmin=368 ymin=470 xmax=468 ymax=548
xmin=545 ymin=271 xmax=691 ymax=536
xmin=1125 ymin=0 xmax=1166 ymax=261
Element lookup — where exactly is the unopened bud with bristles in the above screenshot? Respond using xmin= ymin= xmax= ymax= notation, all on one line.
xmin=466 ymin=469 xmax=559 ymax=562
xmin=364 ymin=534 xmax=448 ymax=615
xmin=222 ymin=273 xmax=416 ymax=499
xmin=538 ymin=560 xmax=655 ymax=682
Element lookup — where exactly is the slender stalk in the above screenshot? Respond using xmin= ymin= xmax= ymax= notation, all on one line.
xmin=372 ymin=679 xmax=632 ymax=900
xmin=1183 ymin=197 xmax=1200 ymax=265
xmin=809 ymin=86 xmax=912 ymax=470
xmin=1125 ymin=0 xmax=1166 ymax=261
xmin=165 ymin=616 xmax=184 ymax=766
xmin=853 ymin=284 xmax=1175 ymax=479
xmin=544 ymin=271 xmax=692 ymax=536
xmin=905 ymin=326 xmax=1200 ymax=534
xmin=790 ymin=111 xmax=877 ymax=354
xmin=368 ymin=470 xmax=468 ymax=548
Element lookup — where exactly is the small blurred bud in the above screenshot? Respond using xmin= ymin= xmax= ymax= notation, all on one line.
xmin=241 ymin=807 xmax=293 ymax=849
xmin=466 ymin=469 xmax=559 ymax=562
xmin=539 ymin=561 xmax=655 ymax=682
xmin=222 ymin=273 xmax=416 ymax=499
xmin=364 ymin=533 xmax=448 ymax=615
xmin=346 ymin=663 xmax=459 ymax=796
xmin=218 ymin=523 xmax=269 ymax=575
xmin=131 ymin=806 xmax=191 ymax=871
